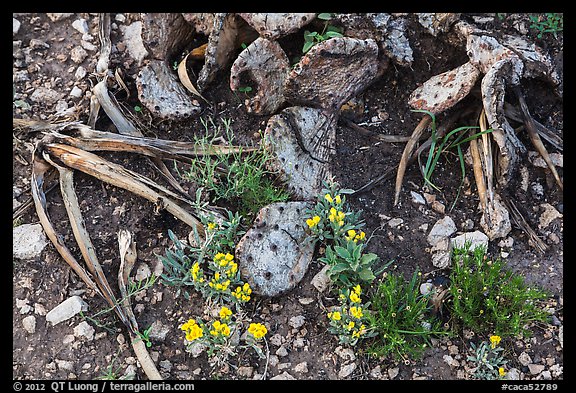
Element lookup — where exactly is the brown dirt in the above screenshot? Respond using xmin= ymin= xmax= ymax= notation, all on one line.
xmin=13 ymin=13 xmax=563 ymax=381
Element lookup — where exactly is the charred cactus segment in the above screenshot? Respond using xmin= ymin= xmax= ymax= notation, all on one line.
xmin=264 ymin=107 xmax=336 ymax=201
xmin=136 ymin=60 xmax=201 ymax=120
xmin=238 ymin=13 xmax=316 ymax=40
xmin=236 ymin=202 xmax=315 ymax=297
xmin=416 ymin=13 xmax=461 ymax=37
xmin=181 ymin=13 xmax=216 ymax=36
xmin=140 ymin=13 xmax=195 ymax=61
xmin=409 ymin=61 xmax=481 ymax=115
xmin=229 ymin=37 xmax=290 ymax=115
xmin=284 ymin=37 xmax=381 ymax=112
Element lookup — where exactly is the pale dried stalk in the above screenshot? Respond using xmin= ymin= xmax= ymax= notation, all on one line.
xmin=394 ymin=115 xmax=432 ymax=206
xmin=42 ymin=143 xmax=205 ymax=236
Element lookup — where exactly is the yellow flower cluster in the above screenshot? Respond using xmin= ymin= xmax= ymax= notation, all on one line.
xmin=489 ymin=335 xmax=502 ymax=349
xmin=349 ymin=285 xmax=362 ymax=303
xmin=209 ymin=272 xmax=231 ymax=291
xmin=344 ymin=229 xmax=366 ymax=243
xmin=219 ymin=306 xmax=232 ymax=320
xmin=349 ymin=306 xmax=363 ymax=319
xmin=207 ymin=222 xmax=217 ymax=230
xmin=210 ymin=320 xmax=231 ymax=337
xmin=306 ymin=215 xmax=321 ymax=228
xmin=232 ymin=282 xmax=252 ymax=302
xmin=191 ymin=262 xmax=204 ymax=283
xmin=327 ymin=311 xmax=341 ymax=321
xmin=247 ymin=323 xmax=268 ymax=340
xmin=329 ymin=207 xmax=346 ymax=227
xmin=181 ymin=318 xmax=203 ymax=341
xmin=351 ymin=324 xmax=367 ymax=339
xmin=324 ymin=193 xmax=342 ymax=205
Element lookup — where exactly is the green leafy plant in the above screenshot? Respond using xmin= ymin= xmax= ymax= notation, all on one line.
xmin=97 ymin=349 xmax=132 ymax=380
xmin=302 ymin=13 xmax=343 ymax=53
xmin=366 ymin=270 xmax=449 ymax=360
xmin=182 ymin=117 xmax=290 ymax=218
xmin=468 ymin=335 xmax=508 ymax=380
xmin=448 ymin=242 xmax=550 ymax=337
xmin=134 ymin=325 xmax=154 ymax=348
xmin=237 ymin=86 xmax=252 ymax=94
xmin=414 ymin=109 xmax=493 ymax=211
xmin=529 ymin=13 xmax=563 ymax=39
xmin=326 ymin=284 xmax=376 ymax=346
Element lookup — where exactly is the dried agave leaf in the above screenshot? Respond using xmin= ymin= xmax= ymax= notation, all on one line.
xmin=96 ymin=13 xmax=111 ymax=74
xmin=177 ymin=51 xmax=209 ymax=103
xmin=93 ymin=79 xmax=140 ymax=136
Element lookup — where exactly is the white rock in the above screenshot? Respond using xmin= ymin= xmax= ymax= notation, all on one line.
xmin=134 ymin=262 xmax=152 ymax=281
xmin=147 ymin=320 xmax=170 ymax=342
xmin=30 ymin=86 xmax=63 ymax=105
xmin=275 ymin=345 xmax=289 ymax=357
xmin=13 ymin=223 xmax=49 ymax=260
xmin=505 ymin=367 xmax=521 ymax=380
xmin=115 ymin=14 xmax=126 ymax=23
xmin=70 ymin=86 xmax=83 ymax=98
xmin=420 ymin=282 xmax=434 ymax=296
xmin=187 ymin=341 xmax=206 ymax=357
xmin=427 ymin=216 xmax=457 ymax=246
xmin=558 ymin=325 xmax=563 ymax=348
xmin=451 ymin=230 xmax=489 ymax=251
xmin=270 ymin=371 xmax=296 ymax=380
xmin=236 ymin=366 xmax=254 ymax=378
xmin=75 ymin=66 xmax=87 ymax=80
xmin=410 ymin=191 xmax=426 ymax=205
xmin=338 ymin=362 xmax=357 ymax=379
xmin=311 ymin=264 xmax=331 ymax=293
xmin=46 ymin=296 xmax=88 ymax=326
xmin=120 ymin=22 xmax=149 ymax=66
xmin=540 ymin=370 xmax=552 ymax=380
xmin=298 ymin=297 xmax=314 ymax=305
xmin=539 ymin=203 xmax=562 ymax=229
xmin=443 ymin=354 xmax=459 ymax=367
xmin=294 ymin=362 xmax=308 ymax=374
xmin=388 ymin=217 xmax=404 ymax=228
xmin=70 ymin=46 xmax=88 ymax=64
xmin=388 ymin=367 xmax=399 ymax=379
xmin=13 ymin=18 xmax=21 ymax=36
xmin=370 ymin=365 xmax=383 ymax=379
xmin=73 ymin=321 xmax=95 ymax=340
xmin=269 ymin=333 xmax=283 ymax=347
xmin=335 ymin=346 xmax=356 ymax=361
xmin=289 ymin=315 xmax=306 ymax=329
xmin=22 ymin=315 xmax=36 ymax=334
xmin=518 ymin=351 xmax=532 ymax=367
xmin=72 ymin=18 xmax=89 ymax=35
xmin=81 ymin=40 xmax=98 ymax=52
xmin=56 ymin=359 xmax=74 ymax=371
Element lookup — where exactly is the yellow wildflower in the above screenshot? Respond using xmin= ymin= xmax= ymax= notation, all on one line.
xmin=499 ymin=367 xmax=506 ymax=377
xmin=325 ymin=193 xmax=333 ymax=203
xmin=346 ymin=321 xmax=355 ymax=330
xmin=345 ymin=229 xmax=357 ymax=242
xmin=180 ymin=319 xmax=197 ymax=332
xmin=207 ymin=222 xmax=217 ymax=230
xmin=355 ymin=231 xmax=366 ymax=242
xmin=349 ymin=306 xmax=363 ymax=319
xmin=490 ymin=335 xmax=502 ymax=349
xmin=328 ymin=311 xmax=341 ymax=321
xmin=185 ymin=324 xmax=203 ymax=341
xmin=220 ymin=324 xmax=231 ymax=337
xmin=306 ymin=215 xmax=321 ymax=228
xmin=227 ymin=261 xmax=238 ymax=276
xmin=350 ymin=292 xmax=361 ymax=303
xmin=335 ymin=195 xmax=341 ymax=204
xmin=219 ymin=306 xmax=232 ymax=320
xmin=353 ymin=285 xmax=362 ymax=295
xmin=248 ymin=323 xmax=268 ymax=340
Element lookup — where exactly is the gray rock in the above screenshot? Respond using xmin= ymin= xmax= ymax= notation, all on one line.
xmin=539 ymin=203 xmax=562 ymax=229
xmin=70 ymin=46 xmax=88 ymax=64
xmin=120 ymin=21 xmax=149 ymax=66
xmin=528 ymin=364 xmax=545 ymax=375
xmin=13 ymin=18 xmax=20 ymax=36
xmin=480 ymin=197 xmax=512 ymax=240
xmin=187 ymin=341 xmax=206 ymax=357
xmin=46 ymin=296 xmax=88 ymax=326
xmin=236 ymin=366 xmax=254 ymax=378
xmin=275 ymin=345 xmax=289 ymax=357
xmin=443 ymin=354 xmax=459 ymax=367
xmin=431 ymin=250 xmax=451 ymax=269
xmin=22 ymin=315 xmax=36 ymax=334
xmin=56 ymin=359 xmax=74 ymax=372
xmin=338 ymin=362 xmax=357 ymax=379
xmin=30 ymin=87 xmax=62 ymax=106
xmin=518 ymin=351 xmax=532 ymax=367
xmin=528 ymin=151 xmax=562 ymax=168
xmin=388 ymin=218 xmax=404 ymax=228
xmin=311 ymin=264 xmax=331 ymax=293
xmin=294 ymin=361 xmax=308 ymax=374
xmin=73 ymin=321 xmax=95 ymax=341
xmin=147 ymin=320 xmax=170 ymax=342
xmin=237 ymin=202 xmax=315 ymax=297
xmin=451 ymin=230 xmax=489 ymax=251
xmin=558 ymin=325 xmax=563 ymax=348
xmin=420 ymin=282 xmax=434 ymax=296
xmin=410 ymin=191 xmax=426 ymax=205
xmin=269 ymin=333 xmax=283 ymax=347
xmin=134 ymin=262 xmax=152 ymax=282
xmin=388 ymin=367 xmax=399 ymax=379
xmin=289 ymin=315 xmax=306 ymax=329
xmin=13 ymin=223 xmax=49 ymax=260
xmin=335 ymin=346 xmax=356 ymax=362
